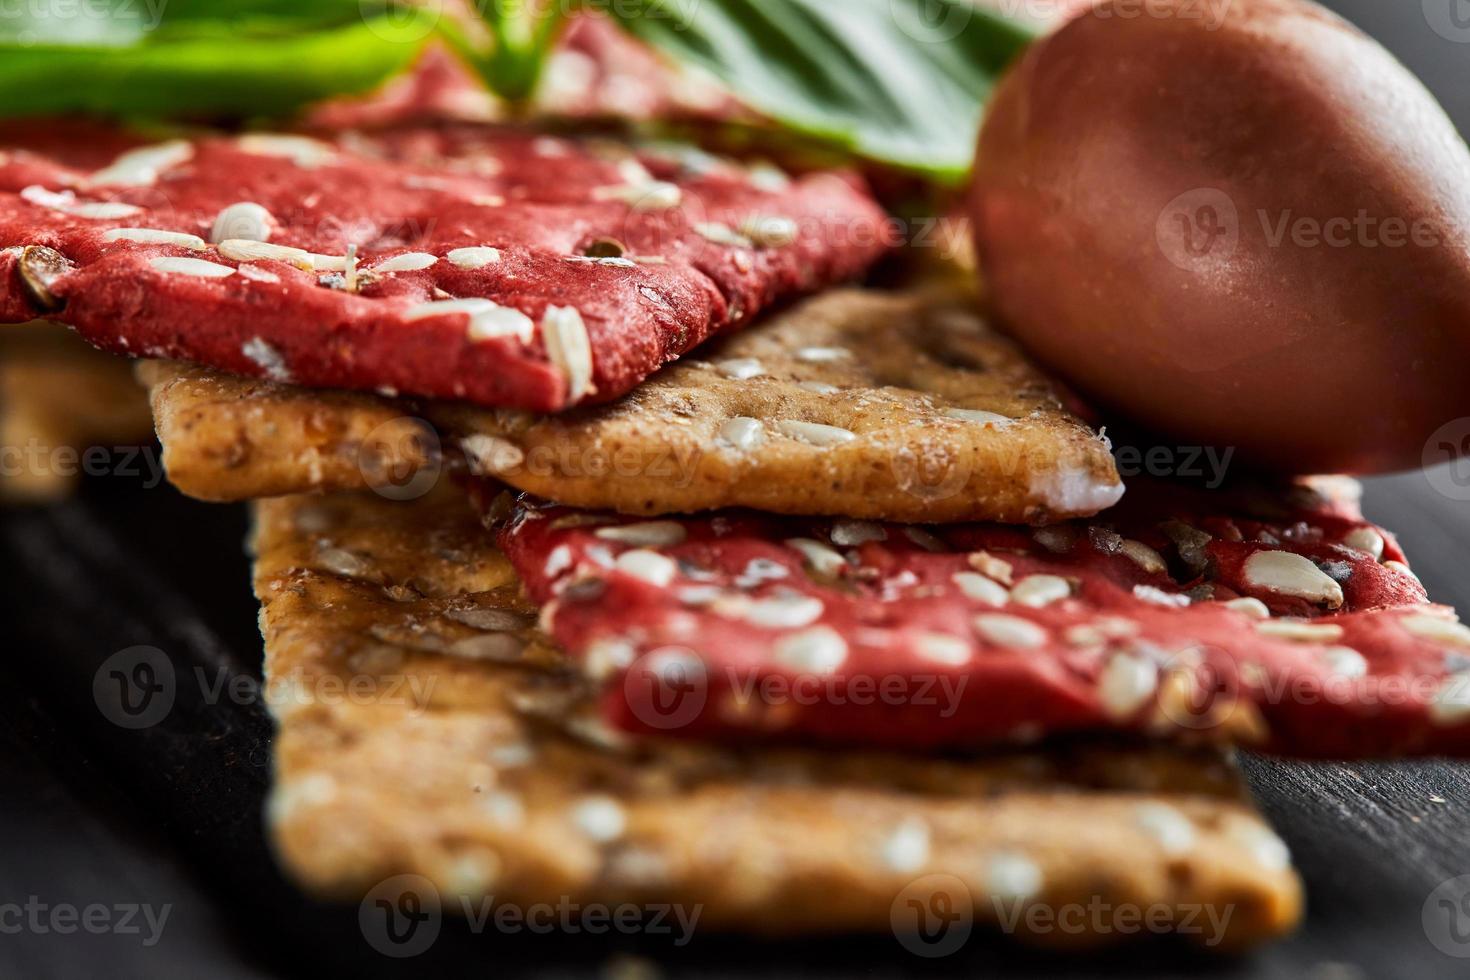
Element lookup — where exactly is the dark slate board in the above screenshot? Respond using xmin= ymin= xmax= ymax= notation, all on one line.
xmin=4 ymin=469 xmax=1470 ymax=979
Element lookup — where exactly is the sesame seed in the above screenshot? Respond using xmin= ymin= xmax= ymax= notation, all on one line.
xmin=738 ymin=214 xmax=798 ymax=247
xmin=880 ymin=818 xmax=931 ymax=873
xmin=786 ymin=538 xmax=847 ymax=577
xmin=794 ymin=346 xmax=850 ymax=363
xmin=1119 ymin=539 xmax=1168 ymax=575
xmin=953 ymin=572 xmax=1009 ymax=606
xmin=372 ymin=252 xmax=439 ymax=273
xmin=459 ymin=434 xmax=524 ymax=475
xmin=88 ymin=140 xmax=193 ymax=186
xmin=772 ymin=626 xmax=848 ymax=674
xmin=236 ymin=133 xmax=336 ymax=167
xmin=986 ymin=852 xmax=1043 ymax=903
xmin=1341 ymin=527 xmax=1386 ymax=560
xmin=541 ymin=305 xmax=595 ymax=404
xmin=913 ymin=632 xmax=972 ymax=666
xmin=744 ymin=595 xmax=825 ymax=629
xmin=1134 ymin=802 xmax=1196 ymax=855
xmin=1242 ymin=551 xmax=1345 ymax=608
xmin=694 ymin=221 xmax=753 ymax=247
xmin=1430 ymin=674 xmax=1470 ymax=726
xmin=973 ymin=614 xmax=1048 ymax=649
xmin=714 ymin=357 xmax=765 ymax=380
xmin=1320 ymin=646 xmax=1369 ymax=677
xmin=718 ymin=417 xmax=765 ymax=451
xmin=1401 ymin=614 xmax=1470 ymax=648
xmin=570 ymin=796 xmax=627 ymax=842
xmin=1223 ymin=597 xmax=1272 ymax=620
xmin=209 ymin=202 xmax=273 ymax=244
xmin=614 ymin=550 xmax=679 ymax=587
xmin=404 ymin=297 xmax=534 ymax=344
xmin=216 ymin=239 xmax=313 ymax=268
xmin=149 ymin=256 xmax=234 ymax=278
xmin=1097 ymin=651 xmax=1158 ymax=719
xmin=1254 ymin=620 xmax=1345 ymax=643
xmin=241 ymin=337 xmax=290 ymax=382
xmin=102 ymin=228 xmax=206 ymax=249
xmin=968 ymin=551 xmax=1014 ymax=585
xmin=596 ymin=521 xmax=687 ymax=547
xmin=830 ymin=521 xmax=887 ymax=546
xmin=1010 ymin=574 xmax=1071 ymax=608
xmin=945 ymin=408 xmax=1013 ymax=426
xmin=446 ymin=246 xmax=502 ymax=268
xmin=1133 ymin=584 xmax=1191 ymax=607
xmin=772 ymin=419 xmax=856 ymax=447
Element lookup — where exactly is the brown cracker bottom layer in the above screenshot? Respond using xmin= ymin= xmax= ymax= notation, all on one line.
xmin=251 ymin=486 xmax=1302 ymax=949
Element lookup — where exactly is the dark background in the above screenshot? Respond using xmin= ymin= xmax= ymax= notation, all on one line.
xmin=4 ymin=2 xmax=1470 ymax=978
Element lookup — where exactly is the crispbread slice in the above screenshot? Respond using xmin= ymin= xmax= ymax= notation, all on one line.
xmin=150 ymin=285 xmax=1123 ymax=522
xmin=252 ymin=486 xmax=1301 ymax=947
xmin=2 ymin=322 xmax=152 ymax=500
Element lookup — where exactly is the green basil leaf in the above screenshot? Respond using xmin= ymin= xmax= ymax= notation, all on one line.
xmin=604 ymin=0 xmax=1039 ymax=183
xmin=0 ymin=4 xmax=435 ymax=118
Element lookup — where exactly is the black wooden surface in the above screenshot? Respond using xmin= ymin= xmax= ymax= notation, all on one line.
xmin=4 ymin=2 xmax=1470 ymax=977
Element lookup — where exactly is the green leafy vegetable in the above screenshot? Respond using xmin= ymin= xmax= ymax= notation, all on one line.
xmin=0 ymin=1 xmax=435 ymax=118
xmin=602 ymin=0 xmax=1040 ymax=183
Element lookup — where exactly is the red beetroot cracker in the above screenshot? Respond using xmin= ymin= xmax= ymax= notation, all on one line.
xmin=492 ymin=477 xmax=1470 ymax=759
xmin=0 ymin=124 xmax=888 ymax=412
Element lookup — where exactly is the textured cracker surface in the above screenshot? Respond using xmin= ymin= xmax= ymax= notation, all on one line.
xmin=252 ymin=487 xmax=1300 ymax=946
xmin=152 ymin=286 xmax=1122 ymax=522
xmin=2 ymin=323 xmax=151 ymax=500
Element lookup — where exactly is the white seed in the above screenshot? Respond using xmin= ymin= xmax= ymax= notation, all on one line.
xmin=830 ymin=521 xmax=887 ymax=546
xmin=1133 ymin=584 xmax=1191 ymax=608
xmin=747 ymin=161 xmax=791 ymax=191
xmin=405 ymin=298 xmax=534 ymax=344
xmin=786 ymin=538 xmax=847 ymax=577
xmin=1119 ymin=539 xmax=1168 ymax=575
xmin=1319 ymin=646 xmax=1369 ymax=678
xmin=459 ymin=434 xmax=524 ymax=475
xmin=968 ymin=551 xmax=1014 ymax=585
xmin=1223 ymin=597 xmax=1271 ymax=620
xmin=1010 ymin=574 xmax=1071 ymax=608
xmin=1341 ymin=527 xmax=1386 ymax=560
xmin=585 ymin=638 xmax=638 ymax=680
xmin=615 ymin=549 xmax=678 ymax=587
xmin=738 ymin=214 xmax=798 ymax=247
xmin=973 ymin=614 xmax=1048 ymax=649
xmin=372 ymin=251 xmax=438 ymax=273
xmin=596 ymin=521 xmax=687 ymax=548
xmin=1254 ymin=620 xmax=1345 ymax=643
xmin=447 ymin=246 xmax=501 ymax=268
xmin=773 ymin=419 xmax=856 ymax=447
xmin=794 ymin=346 xmax=850 ymax=363
xmin=744 ymin=595 xmax=825 ymax=629
xmin=945 ymin=407 xmax=1013 ymax=427
xmin=149 ymin=256 xmax=234 ymax=278
xmin=20 ymin=185 xmax=141 ymax=219
xmin=1385 ymin=560 xmax=1420 ymax=583
xmin=237 ymin=133 xmax=336 ymax=167
xmin=772 ymin=627 xmax=847 ymax=674
xmin=718 ymin=417 xmax=764 ymax=451
xmin=241 ymin=337 xmax=290 ymax=382
xmin=798 ymin=380 xmax=840 ymax=394
xmin=88 ymin=140 xmax=193 ymax=186
xmin=595 ymin=180 xmax=683 ymax=210
xmin=985 ymin=852 xmax=1043 ymax=903
xmin=541 ymin=305 xmax=595 ymax=404
xmin=1430 ymin=674 xmax=1470 ymax=727
xmin=913 ymin=632 xmax=972 ymax=667
xmin=880 ymin=818 xmax=931 ymax=873
xmin=714 ymin=357 xmax=764 ymax=380
xmin=217 ymin=239 xmax=312 ymax=268
xmin=1097 ymin=651 xmax=1158 ymax=719
xmin=102 ymin=228 xmax=205 ymax=249
xmin=236 ymin=264 xmax=279 ymax=284
xmin=1226 ymin=819 xmax=1291 ymax=871
xmin=644 ymin=648 xmax=706 ymax=685
xmin=1134 ymin=803 xmax=1196 ymax=856
xmin=570 ymin=796 xmax=626 ymax=843
xmin=952 ymin=572 xmax=1009 ymax=606
xmin=1401 ymin=614 xmax=1470 ymax=648
xmin=210 ymin=202 xmax=273 ymax=243
xmin=694 ymin=221 xmax=753 ymax=247
xmin=1242 ymin=551 xmax=1345 ymax=609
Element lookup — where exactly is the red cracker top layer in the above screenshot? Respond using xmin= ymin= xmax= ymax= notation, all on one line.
xmin=0 ymin=124 xmax=888 ymax=411
xmin=495 ymin=477 xmax=1470 ymax=759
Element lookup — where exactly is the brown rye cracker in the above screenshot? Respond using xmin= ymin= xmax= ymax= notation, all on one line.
xmin=2 ymin=322 xmax=152 ymax=501
xmin=150 ymin=285 xmax=1122 ymax=523
xmin=251 ymin=485 xmax=1300 ymax=947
